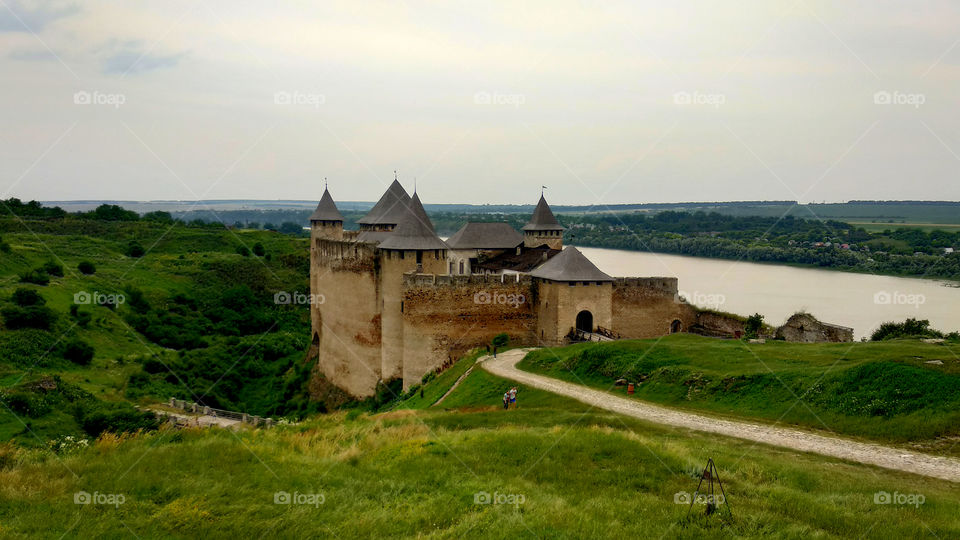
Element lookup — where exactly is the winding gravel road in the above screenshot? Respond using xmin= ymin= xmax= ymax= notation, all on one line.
xmin=481 ymin=348 xmax=960 ymax=483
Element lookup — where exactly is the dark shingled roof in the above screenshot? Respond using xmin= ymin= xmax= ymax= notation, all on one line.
xmin=446 ymin=222 xmax=523 ymax=250
xmin=474 ymin=245 xmax=560 ymax=273
xmin=377 ymin=193 xmax=449 ymax=251
xmin=522 ymin=195 xmax=565 ymax=231
xmin=529 ymin=247 xmax=612 ymax=282
xmin=309 ymin=187 xmax=344 ymax=222
xmin=356 ymin=230 xmax=392 ymax=244
xmin=357 ymin=179 xmax=411 ymax=225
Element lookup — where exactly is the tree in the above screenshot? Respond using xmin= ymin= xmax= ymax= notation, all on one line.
xmin=77 ymin=261 xmax=96 ymax=275
xmin=252 ymin=242 xmax=265 ymax=257
xmin=142 ymin=211 xmax=173 ymax=223
xmin=41 ymin=261 xmax=64 ymax=277
xmin=11 ymin=288 xmax=44 ymax=307
xmin=236 ymin=246 xmax=251 ymax=257
xmin=126 ymin=241 xmax=145 ymax=258
xmin=744 ymin=313 xmax=764 ymax=339
xmin=279 ymin=222 xmax=303 ymax=235
xmin=63 ymin=340 xmax=95 ymax=365
xmin=18 ymin=269 xmax=50 ymax=285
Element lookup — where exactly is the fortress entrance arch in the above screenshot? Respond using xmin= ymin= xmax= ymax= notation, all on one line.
xmin=670 ymin=319 xmax=682 ymax=333
xmin=576 ymin=310 xmax=594 ymax=333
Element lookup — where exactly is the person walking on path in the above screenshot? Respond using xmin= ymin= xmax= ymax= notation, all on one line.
xmin=502 ymin=391 xmax=510 ymax=410
xmin=509 ymin=387 xmax=518 ymax=409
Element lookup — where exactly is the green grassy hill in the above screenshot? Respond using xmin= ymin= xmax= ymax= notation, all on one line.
xmin=519 ymin=335 xmax=960 ymax=454
xmin=0 ymin=219 xmax=331 ymax=447
xmin=1 ymin=353 xmax=958 ymax=539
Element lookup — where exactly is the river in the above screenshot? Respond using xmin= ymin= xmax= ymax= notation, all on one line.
xmin=575 ymin=246 xmax=960 ymax=340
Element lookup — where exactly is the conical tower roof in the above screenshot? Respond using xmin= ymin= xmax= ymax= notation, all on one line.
xmin=309 ymin=187 xmax=344 ymax=222
xmin=357 ymin=179 xmax=411 ymax=225
xmin=529 ymin=246 xmax=612 ymax=282
xmin=523 ymin=194 xmax=565 ymax=231
xmin=377 ymin=193 xmax=449 ymax=250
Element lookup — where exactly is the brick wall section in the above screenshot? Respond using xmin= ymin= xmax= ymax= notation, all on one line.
xmin=611 ymin=277 xmax=698 ymax=338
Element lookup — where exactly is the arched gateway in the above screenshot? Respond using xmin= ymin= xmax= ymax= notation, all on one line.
xmin=576 ymin=310 xmax=594 ymax=333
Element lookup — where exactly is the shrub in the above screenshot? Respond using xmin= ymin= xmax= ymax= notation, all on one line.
xmin=126 ymin=241 xmax=145 ymax=258
xmin=77 ymin=261 xmax=96 ymax=275
xmin=236 ymin=246 xmax=250 ymax=257
xmin=252 ymin=242 xmax=265 ymax=257
xmin=492 ymin=333 xmax=510 ymax=348
xmin=63 ymin=340 xmax=95 ymax=365
xmin=745 ymin=313 xmax=765 ymax=339
xmin=1 ymin=305 xmax=57 ymax=330
xmin=41 ymin=261 xmax=64 ymax=277
xmin=18 ymin=269 xmax=50 ymax=285
xmin=871 ymin=318 xmax=943 ymax=341
xmin=124 ymin=287 xmax=151 ymax=314
xmin=0 ymin=237 xmax=10 ymax=253
xmin=11 ymin=288 xmax=44 ymax=307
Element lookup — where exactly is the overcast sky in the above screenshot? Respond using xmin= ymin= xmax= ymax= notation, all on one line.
xmin=1 ymin=1 xmax=959 ymax=206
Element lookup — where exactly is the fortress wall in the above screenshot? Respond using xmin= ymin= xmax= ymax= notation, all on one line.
xmin=400 ymin=275 xmax=537 ymax=389
xmin=611 ymin=278 xmax=697 ymax=338
xmin=313 ymin=239 xmax=382 ymax=397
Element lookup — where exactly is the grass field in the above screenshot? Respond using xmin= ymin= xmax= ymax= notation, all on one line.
xmin=1 ymin=354 xmax=958 ymax=538
xmin=518 ymin=335 xmax=960 ymax=456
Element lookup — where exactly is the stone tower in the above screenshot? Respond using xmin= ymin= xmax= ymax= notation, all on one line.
xmin=309 ymin=186 xmax=344 ymax=241
xmin=376 ymin=192 xmax=449 ymax=383
xmin=530 ymin=246 xmax=613 ymax=345
xmin=523 ymin=194 xmax=565 ymax=249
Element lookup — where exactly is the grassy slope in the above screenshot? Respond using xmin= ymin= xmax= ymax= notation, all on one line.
xmin=0 ymin=222 xmax=312 ymax=446
xmin=1 ymin=359 xmax=958 ymax=539
xmin=518 ymin=335 xmax=960 ymax=454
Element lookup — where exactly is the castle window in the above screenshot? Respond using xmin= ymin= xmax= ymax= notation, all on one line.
xmin=459 ymin=260 xmax=464 ymax=274
xmin=400 ymin=251 xmax=405 ymax=260
xmin=568 ymin=282 xmax=576 ymax=287
xmin=416 ymin=251 xmax=423 ymax=264
xmin=401 ymin=301 xmax=404 ymax=313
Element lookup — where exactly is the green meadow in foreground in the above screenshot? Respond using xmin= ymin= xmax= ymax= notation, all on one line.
xmin=1 ymin=359 xmax=959 ymax=539
xmin=519 ymin=335 xmax=960 ymax=455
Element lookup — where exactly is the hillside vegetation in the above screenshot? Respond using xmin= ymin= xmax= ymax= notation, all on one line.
xmin=519 ymin=335 xmax=960 ymax=454
xmin=0 ymin=217 xmax=333 ymax=447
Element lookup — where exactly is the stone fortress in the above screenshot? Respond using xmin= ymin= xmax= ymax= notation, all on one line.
xmin=308 ymin=180 xmax=725 ymax=398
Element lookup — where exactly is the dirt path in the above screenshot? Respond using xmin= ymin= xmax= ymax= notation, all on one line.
xmin=149 ymin=409 xmax=242 ymax=429
xmin=481 ymin=349 xmax=960 ymax=483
